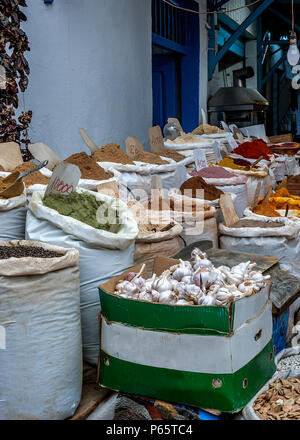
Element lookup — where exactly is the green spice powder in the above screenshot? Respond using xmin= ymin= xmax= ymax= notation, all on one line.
xmin=43 ymin=192 xmax=120 ymax=232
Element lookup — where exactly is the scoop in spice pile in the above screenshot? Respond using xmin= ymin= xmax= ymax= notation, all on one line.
xmin=114 ymin=248 xmax=270 ymax=305
xmin=0 ymin=175 xmax=24 ymax=199
xmin=11 ymin=162 xmax=50 ymax=186
xmin=64 ymin=152 xmax=110 ymax=180
xmin=43 ymin=191 xmax=121 ymax=232
xmin=179 ymin=176 xmax=224 ymax=201
xmin=253 ymin=377 xmax=300 ymax=420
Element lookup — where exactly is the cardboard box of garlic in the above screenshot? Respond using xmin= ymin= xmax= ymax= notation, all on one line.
xmin=98 ymin=249 xmax=276 ymax=412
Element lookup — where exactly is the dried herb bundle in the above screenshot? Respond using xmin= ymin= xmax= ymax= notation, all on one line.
xmin=0 ymin=0 xmax=32 ymax=160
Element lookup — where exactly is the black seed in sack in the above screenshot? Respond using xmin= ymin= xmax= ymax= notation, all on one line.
xmin=0 ymin=246 xmax=62 ymax=259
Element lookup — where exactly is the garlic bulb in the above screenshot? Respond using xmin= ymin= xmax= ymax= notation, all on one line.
xmin=153 ymin=271 xmax=173 ymax=293
xmin=201 ymin=295 xmax=216 ymax=306
xmin=173 ymin=265 xmax=192 ymax=281
xmin=176 ymin=299 xmax=194 ymax=306
xmin=159 ymin=290 xmax=177 ymax=304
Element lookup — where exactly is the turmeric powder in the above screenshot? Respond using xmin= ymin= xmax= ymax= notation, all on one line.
xmin=253 ymin=202 xmax=280 ymax=217
xmin=218 ymin=158 xmax=246 ymax=170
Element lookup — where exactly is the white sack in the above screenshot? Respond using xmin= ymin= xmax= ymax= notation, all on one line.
xmin=0 ymin=240 xmax=82 ymax=420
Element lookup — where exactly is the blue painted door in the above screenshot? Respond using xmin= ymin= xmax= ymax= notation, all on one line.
xmin=152 ymin=55 xmax=178 ymax=129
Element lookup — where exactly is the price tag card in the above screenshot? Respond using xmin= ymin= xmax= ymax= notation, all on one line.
xmin=225 ymin=133 xmax=238 ymax=152
xmin=220 ymin=121 xmax=231 ymax=133
xmin=251 ymin=181 xmax=262 ymax=208
xmin=44 ymin=162 xmax=81 ymax=198
xmin=194 ymin=149 xmax=208 ymax=171
xmin=126 ymin=136 xmax=144 ymax=159
xmin=212 ymin=141 xmax=222 ymax=163
xmin=149 ymin=126 xmax=165 ymax=154
xmin=97 ymin=180 xmax=120 ymax=198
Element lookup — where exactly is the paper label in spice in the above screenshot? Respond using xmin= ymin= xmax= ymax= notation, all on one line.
xmin=194 ymin=149 xmax=207 ymax=171
xmin=44 ymin=162 xmax=81 ymax=198
xmin=219 ymin=194 xmax=239 ymax=227
xmin=168 ymin=118 xmax=183 ymax=134
xmin=28 ymin=142 xmax=63 ymax=171
xmin=212 ymin=141 xmax=222 ymax=163
xmin=220 ymin=121 xmax=231 ymax=133
xmin=0 ymin=142 xmax=24 ymax=171
xmin=80 ymin=128 xmax=99 ymax=154
xmin=225 ymin=133 xmax=238 ymax=152
xmin=149 ymin=126 xmax=165 ymax=154
xmin=252 ymin=181 xmax=262 ymax=208
xmin=97 ymin=180 xmax=120 ymax=198
xmin=201 ymin=108 xmax=208 ymax=125
xmin=126 ymin=136 xmax=144 ymax=159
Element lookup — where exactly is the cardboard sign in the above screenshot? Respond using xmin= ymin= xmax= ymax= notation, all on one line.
xmin=194 ymin=150 xmax=207 ymax=171
xmin=97 ymin=180 xmax=120 ymax=199
xmin=220 ymin=121 xmax=231 ymax=133
xmin=149 ymin=126 xmax=165 ymax=154
xmin=44 ymin=162 xmax=81 ymax=198
xmin=126 ymin=136 xmax=144 ymax=159
xmin=219 ymin=194 xmax=239 ymax=227
xmin=80 ymin=128 xmax=99 ymax=154
xmin=0 ymin=142 xmax=24 ymax=171
xmin=252 ymin=181 xmax=262 ymax=208
xmin=212 ymin=141 xmax=222 ymax=163
xmin=225 ymin=133 xmax=238 ymax=152
xmin=28 ymin=142 xmax=63 ymax=171
xmin=264 ymin=184 xmax=273 ymax=204
xmin=168 ymin=118 xmax=184 ymax=134
xmin=201 ymin=108 xmax=208 ymax=125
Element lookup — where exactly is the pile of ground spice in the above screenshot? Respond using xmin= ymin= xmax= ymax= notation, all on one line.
xmin=0 ymin=246 xmax=62 ymax=259
xmin=218 ymin=157 xmax=247 ymax=170
xmin=12 ymin=162 xmax=50 ymax=186
xmin=134 ymin=151 xmax=168 ymax=165
xmin=190 ymin=166 xmax=237 ymax=179
xmin=43 ymin=191 xmax=120 ymax=232
xmin=0 ymin=176 xmax=24 ymax=199
xmin=233 ymin=139 xmax=273 ymax=160
xmin=253 ymin=202 xmax=280 ymax=217
xmin=64 ymin=152 xmax=110 ymax=180
xmin=233 ymin=158 xmax=252 ymax=167
xmin=179 ymin=176 xmax=223 ymax=201
xmin=93 ymin=143 xmax=135 ymax=165
xmin=160 ymin=150 xmax=186 ymax=162
xmin=231 ymin=219 xmax=282 ymax=228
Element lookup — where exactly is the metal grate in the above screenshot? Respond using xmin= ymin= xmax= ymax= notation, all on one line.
xmin=152 ymin=0 xmax=185 ymax=45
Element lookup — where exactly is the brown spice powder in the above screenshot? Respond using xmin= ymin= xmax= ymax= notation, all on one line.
xmin=93 ymin=143 xmax=134 ymax=165
xmin=64 ymin=152 xmax=110 ymax=180
xmin=160 ymin=150 xmax=186 ymax=162
xmin=12 ymin=162 xmax=50 ymax=186
xmin=180 ymin=176 xmax=224 ymax=201
xmin=134 ymin=151 xmax=169 ymax=165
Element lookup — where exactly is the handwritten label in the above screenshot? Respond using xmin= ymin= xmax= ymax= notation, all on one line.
xmin=149 ymin=126 xmax=165 ymax=154
xmin=212 ymin=141 xmax=222 ymax=163
xmin=194 ymin=149 xmax=208 ymax=171
xmin=126 ymin=136 xmax=144 ymax=159
xmin=44 ymin=162 xmax=81 ymax=198
xmin=225 ymin=133 xmax=238 ymax=152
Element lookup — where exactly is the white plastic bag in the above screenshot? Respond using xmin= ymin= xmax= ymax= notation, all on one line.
xmin=0 ymin=240 xmax=82 ymax=420
xmin=216 ymin=183 xmax=249 ymax=218
xmin=0 ymin=183 xmax=27 ymax=241
xmin=26 ymin=189 xmax=138 ymax=365
xmin=181 ymin=216 xmax=218 ymax=248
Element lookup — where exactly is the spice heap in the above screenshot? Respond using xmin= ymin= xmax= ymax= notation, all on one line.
xmin=180 ymin=176 xmax=224 ymax=201
xmin=43 ymin=192 xmax=120 ymax=232
xmin=192 ymin=124 xmax=225 ymax=136
xmin=12 ymin=162 xmax=50 ymax=186
xmin=165 ymin=134 xmax=211 ymax=145
xmin=134 ymin=151 xmax=168 ymax=165
xmin=114 ymin=248 xmax=269 ymax=306
xmin=233 ymin=158 xmax=252 ymax=167
xmin=160 ymin=150 xmax=186 ymax=162
xmin=218 ymin=157 xmax=249 ymax=171
xmin=253 ymin=377 xmax=300 ymax=420
xmin=93 ymin=143 xmax=134 ymax=165
xmin=233 ymin=139 xmax=273 ymax=160
xmin=147 ymin=196 xmax=211 ymax=215
xmin=230 ymin=219 xmax=283 ymax=229
xmin=0 ymin=176 xmax=23 ymax=199
xmin=127 ymin=200 xmax=174 ymax=236
xmin=64 ymin=152 xmax=110 ymax=180
xmin=0 ymin=246 xmax=62 ymax=259
xmin=253 ymin=203 xmax=280 ymax=218
xmin=277 ymin=355 xmax=300 ymax=372
xmin=190 ymin=166 xmax=237 ymax=179
xmin=253 ymin=187 xmax=300 ymax=217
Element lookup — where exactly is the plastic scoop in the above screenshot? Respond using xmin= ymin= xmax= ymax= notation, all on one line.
xmin=0 ymin=160 xmax=48 ymax=198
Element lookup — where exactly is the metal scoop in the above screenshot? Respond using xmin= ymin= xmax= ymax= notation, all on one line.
xmin=0 ymin=160 xmax=48 ymax=198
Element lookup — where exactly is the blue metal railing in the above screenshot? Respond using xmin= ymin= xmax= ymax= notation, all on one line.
xmin=152 ymin=0 xmax=185 ymax=45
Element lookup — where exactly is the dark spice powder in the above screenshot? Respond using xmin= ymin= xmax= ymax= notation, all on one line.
xmin=0 ymin=246 xmax=62 ymax=259
xmin=180 ymin=176 xmax=224 ymax=201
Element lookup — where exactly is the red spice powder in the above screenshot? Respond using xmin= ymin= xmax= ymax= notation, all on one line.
xmin=234 ymin=139 xmax=273 ymax=160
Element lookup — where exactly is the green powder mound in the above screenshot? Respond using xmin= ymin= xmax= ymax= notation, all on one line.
xmin=43 ymin=192 xmax=120 ymax=232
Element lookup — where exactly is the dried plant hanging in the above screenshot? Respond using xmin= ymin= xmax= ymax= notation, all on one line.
xmin=0 ymin=0 xmax=32 ymax=161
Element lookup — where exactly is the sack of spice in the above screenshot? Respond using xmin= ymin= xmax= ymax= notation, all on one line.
xmin=275 ymin=346 xmax=300 ymax=378
xmin=0 ymin=240 xmax=82 ymax=420
xmin=242 ymin=371 xmax=300 ymax=420
xmin=26 ymin=189 xmax=138 ymax=365
xmin=0 ymin=174 xmax=27 ymax=241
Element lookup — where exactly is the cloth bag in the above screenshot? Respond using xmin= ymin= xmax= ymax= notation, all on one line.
xmin=26 ymin=189 xmax=138 ymax=365
xmin=0 ymin=240 xmax=82 ymax=420
xmin=0 ymin=182 xmax=27 ymax=241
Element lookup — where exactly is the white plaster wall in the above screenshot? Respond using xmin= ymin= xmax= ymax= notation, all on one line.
xmin=23 ymin=0 xmax=152 ymax=158
xmin=199 ymin=0 xmax=208 ymax=116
